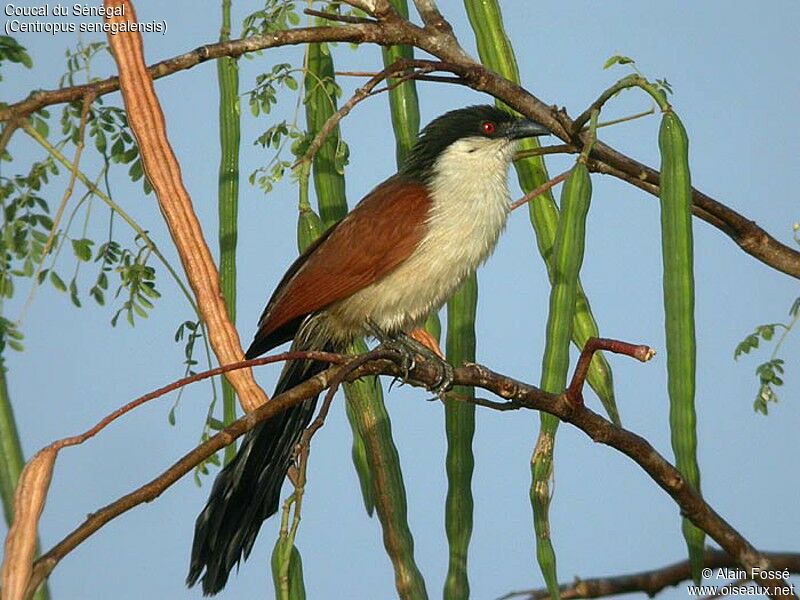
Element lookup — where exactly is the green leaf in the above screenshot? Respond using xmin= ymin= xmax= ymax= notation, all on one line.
xmin=69 ymin=278 xmax=82 ymax=307
xmin=50 ymin=271 xmax=67 ymax=292
xmin=734 ymin=333 xmax=759 ymax=359
xmin=71 ymin=238 xmax=93 ymax=262
xmin=756 ymin=324 xmax=777 ymax=341
xmin=603 ymin=55 xmax=635 ymax=69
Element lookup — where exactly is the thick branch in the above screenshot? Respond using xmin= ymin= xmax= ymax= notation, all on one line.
xmin=500 ymin=548 xmax=800 ymax=600
xmin=24 ymin=346 xmax=794 ymax=598
xmin=2 ymin=24 xmax=797 ymax=278
xmin=0 ymin=24 xmax=396 ymax=122
xmin=413 ymin=0 xmax=447 ymax=28
xmin=381 ymin=59 xmax=800 ymax=280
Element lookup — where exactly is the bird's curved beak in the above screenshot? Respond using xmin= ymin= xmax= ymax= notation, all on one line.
xmin=506 ymin=119 xmax=550 ymax=140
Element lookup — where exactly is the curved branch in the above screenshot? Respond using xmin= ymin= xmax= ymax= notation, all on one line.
xmin=499 ymin=549 xmax=800 ymax=600
xmin=21 ymin=343 xmax=795 ymax=599
xmin=0 ymin=24 xmax=395 ymax=122
xmin=2 ymin=22 xmax=797 ymax=278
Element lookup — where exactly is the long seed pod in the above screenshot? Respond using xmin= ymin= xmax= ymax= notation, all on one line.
xmin=532 ymin=161 xmax=592 ymax=600
xmin=342 ymin=360 xmax=376 ymax=516
xmin=0 ymin=366 xmax=51 ymax=600
xmin=216 ymin=0 xmax=241 ymax=463
xmin=303 ymin=38 xmax=375 ymax=516
xmin=463 ymin=0 xmax=618 ymax=423
xmin=658 ymin=110 xmax=704 ymax=583
xmin=443 ymin=274 xmax=477 ymax=600
xmin=305 ymin=36 xmax=428 ymax=599
xmin=381 ymin=1 xmax=456 ymax=595
xmin=306 ymin=41 xmax=347 ymax=229
xmin=380 ymin=0 xmax=443 ymax=343
xmin=381 ymin=0 xmax=419 ymax=166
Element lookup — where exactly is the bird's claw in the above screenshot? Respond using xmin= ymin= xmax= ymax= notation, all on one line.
xmin=368 ymin=323 xmax=454 ymax=395
xmin=378 ymin=337 xmax=416 ymax=381
xmin=429 ymin=360 xmax=455 ymax=398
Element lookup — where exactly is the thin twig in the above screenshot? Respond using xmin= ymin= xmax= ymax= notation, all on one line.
xmin=566 ymin=337 xmax=655 ymax=403
xmin=509 ymin=168 xmax=572 ymax=212
xmin=301 ymin=348 xmax=393 ymax=444
xmin=15 ymin=338 xmax=794 ymax=599
xmin=293 ymin=61 xmax=436 ymax=169
xmin=19 ymin=95 xmax=94 ymax=324
xmin=0 ymin=119 xmax=20 ymax=157
xmin=47 ymin=350 xmax=346 ymax=454
xmin=303 ymin=8 xmax=377 ymax=24
xmin=595 ymin=105 xmax=656 ymax=130
xmin=514 ymin=144 xmax=577 ymax=161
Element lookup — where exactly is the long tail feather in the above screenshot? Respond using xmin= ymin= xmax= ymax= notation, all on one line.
xmin=187 ymin=343 xmax=330 ymax=595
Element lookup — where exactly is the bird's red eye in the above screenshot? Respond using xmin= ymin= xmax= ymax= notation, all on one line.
xmin=481 ymin=121 xmax=496 ymax=135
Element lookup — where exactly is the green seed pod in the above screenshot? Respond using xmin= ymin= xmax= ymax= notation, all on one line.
xmin=658 ymin=110 xmax=704 ymax=583
xmin=444 ymin=274 xmax=478 ymax=600
xmin=343 ymin=384 xmax=376 ymax=516
xmin=305 ymin=34 xmax=427 ymax=598
xmin=464 ymin=0 xmax=617 ymax=422
xmin=532 ymin=161 xmax=592 ymax=600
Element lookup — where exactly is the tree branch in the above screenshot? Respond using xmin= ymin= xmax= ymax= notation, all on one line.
xmin=2 ymin=21 xmax=797 ymax=278
xmin=0 ymin=24 xmax=394 ymax=122
xmin=17 ymin=341 xmax=795 ymax=599
xmin=499 ymin=548 xmax=800 ymax=600
xmin=412 ymin=0 xmax=447 ymax=28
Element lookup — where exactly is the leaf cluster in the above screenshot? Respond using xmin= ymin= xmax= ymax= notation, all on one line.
xmin=735 ymin=297 xmax=800 ymax=414
xmin=0 ymin=35 xmax=32 ymax=82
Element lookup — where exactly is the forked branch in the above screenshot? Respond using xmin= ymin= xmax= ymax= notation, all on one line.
xmin=8 ymin=339 xmax=794 ymax=599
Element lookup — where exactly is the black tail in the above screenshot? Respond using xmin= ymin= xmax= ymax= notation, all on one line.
xmin=186 ymin=348 xmax=329 ymax=595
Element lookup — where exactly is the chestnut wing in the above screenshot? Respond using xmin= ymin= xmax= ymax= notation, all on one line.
xmin=246 ymin=175 xmax=431 ymax=357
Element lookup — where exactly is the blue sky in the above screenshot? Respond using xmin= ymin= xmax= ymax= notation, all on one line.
xmin=2 ymin=2 xmax=798 ymax=599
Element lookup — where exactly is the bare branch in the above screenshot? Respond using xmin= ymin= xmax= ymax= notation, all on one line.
xmin=295 ymin=60 xmax=438 ymax=168
xmin=2 ymin=22 xmax=797 ymax=278
xmin=0 ymin=24 xmax=393 ymax=123
xmin=499 ymin=549 xmax=800 ymax=600
xmin=303 ymin=8 xmax=377 ymax=25
xmin=566 ymin=337 xmax=655 ymax=402
xmin=413 ymin=0 xmax=446 ymax=27
xmin=16 ymin=339 xmax=795 ymax=598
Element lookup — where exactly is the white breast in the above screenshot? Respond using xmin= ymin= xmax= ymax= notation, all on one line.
xmin=325 ymin=136 xmax=518 ymax=341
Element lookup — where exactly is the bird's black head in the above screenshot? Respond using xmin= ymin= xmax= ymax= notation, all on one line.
xmin=400 ymin=105 xmax=549 ymax=181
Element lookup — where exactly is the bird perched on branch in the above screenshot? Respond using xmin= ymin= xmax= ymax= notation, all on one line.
xmin=187 ymin=104 xmax=549 ymax=595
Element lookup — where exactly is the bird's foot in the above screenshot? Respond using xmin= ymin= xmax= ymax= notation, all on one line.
xmin=366 ymin=321 xmax=416 ymax=379
xmin=366 ymin=321 xmax=454 ymax=396
xmin=391 ymin=332 xmax=454 ymax=397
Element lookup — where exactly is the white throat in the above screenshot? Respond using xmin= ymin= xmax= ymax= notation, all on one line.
xmin=423 ymin=135 xmax=517 ymax=274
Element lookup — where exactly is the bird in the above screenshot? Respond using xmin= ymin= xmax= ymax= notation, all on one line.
xmin=187 ymin=104 xmax=549 ymax=595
